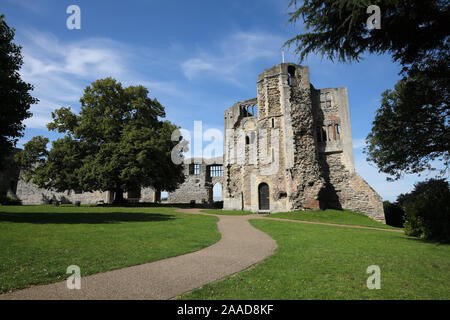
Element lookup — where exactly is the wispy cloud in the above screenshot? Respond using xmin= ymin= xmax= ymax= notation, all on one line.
xmin=17 ymin=28 xmax=233 ymax=133
xmin=352 ymin=138 xmax=367 ymax=149
xmin=18 ymin=30 xmax=132 ymax=129
xmin=181 ymin=30 xmax=285 ymax=84
xmin=5 ymin=0 xmax=45 ymax=14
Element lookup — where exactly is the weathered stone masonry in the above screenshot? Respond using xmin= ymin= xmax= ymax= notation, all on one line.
xmin=222 ymin=63 xmax=384 ymax=222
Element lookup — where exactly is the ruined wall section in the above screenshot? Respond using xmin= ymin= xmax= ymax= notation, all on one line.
xmin=223 ymin=99 xmax=258 ymax=210
xmin=313 ymin=87 xmax=385 ymax=222
xmin=254 ymin=72 xmax=289 ymax=212
xmin=168 ymin=161 xmax=209 ymax=203
xmin=15 ymin=177 xmax=110 ymax=205
xmin=139 ymin=187 xmax=157 ymax=203
xmin=168 ymin=157 xmax=223 ymax=204
xmin=287 ymin=66 xmax=325 ymax=210
xmin=319 ymin=153 xmax=385 ymax=222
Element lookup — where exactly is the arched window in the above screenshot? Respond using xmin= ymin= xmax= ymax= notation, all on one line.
xmin=245 ymin=135 xmax=250 ymax=145
xmin=327 ymin=125 xmax=333 ymax=141
xmin=335 ymin=124 xmax=341 ymax=140
xmin=213 ymin=183 xmax=222 ymax=201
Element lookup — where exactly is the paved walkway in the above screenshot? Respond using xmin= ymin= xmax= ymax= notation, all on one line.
xmin=0 ymin=209 xmax=277 ymax=300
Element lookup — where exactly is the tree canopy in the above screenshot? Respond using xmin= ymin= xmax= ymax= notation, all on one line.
xmin=0 ymin=14 xmax=37 ymax=165
xmin=285 ymin=0 xmax=449 ymax=179
xmin=16 ymin=78 xmax=185 ymax=201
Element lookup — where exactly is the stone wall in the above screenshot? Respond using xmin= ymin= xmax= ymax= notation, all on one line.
xmin=318 ymin=153 xmax=385 ymax=222
xmin=168 ymin=157 xmax=223 ymax=204
xmin=288 ymin=68 xmax=325 ymax=210
xmin=15 ymin=178 xmax=110 ymax=205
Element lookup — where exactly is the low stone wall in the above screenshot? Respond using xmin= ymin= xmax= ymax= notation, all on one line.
xmin=15 ymin=179 xmax=109 ymax=205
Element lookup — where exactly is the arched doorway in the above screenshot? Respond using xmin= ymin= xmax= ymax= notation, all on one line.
xmin=258 ymin=183 xmax=270 ymax=210
xmin=213 ymin=183 xmax=222 ymax=201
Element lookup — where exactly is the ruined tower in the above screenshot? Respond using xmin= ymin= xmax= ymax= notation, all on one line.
xmin=223 ymin=63 xmax=384 ymax=222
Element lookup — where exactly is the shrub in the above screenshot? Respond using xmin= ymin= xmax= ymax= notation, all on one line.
xmin=383 ymin=201 xmax=405 ymax=227
xmin=402 ymin=179 xmax=450 ymax=243
xmin=397 ymin=178 xmax=449 ymax=206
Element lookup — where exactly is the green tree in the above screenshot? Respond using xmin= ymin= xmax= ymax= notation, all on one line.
xmin=399 ymin=178 xmax=450 ymax=242
xmin=16 ymin=78 xmax=185 ymax=202
xmin=0 ymin=14 xmax=38 ymax=164
xmin=285 ymin=0 xmax=449 ymax=179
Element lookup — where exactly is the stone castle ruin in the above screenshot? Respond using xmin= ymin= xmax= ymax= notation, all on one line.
xmin=0 ymin=63 xmax=384 ymax=222
xmin=222 ymin=63 xmax=383 ymax=222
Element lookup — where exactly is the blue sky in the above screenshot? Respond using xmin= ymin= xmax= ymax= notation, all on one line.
xmin=1 ymin=0 xmax=437 ymax=201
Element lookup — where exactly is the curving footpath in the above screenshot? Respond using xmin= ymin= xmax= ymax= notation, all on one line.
xmin=0 ymin=209 xmax=277 ymax=300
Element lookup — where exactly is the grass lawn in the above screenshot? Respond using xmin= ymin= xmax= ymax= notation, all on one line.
xmin=0 ymin=205 xmax=220 ymax=293
xmin=201 ymin=209 xmax=253 ymax=216
xmin=269 ymin=209 xmax=400 ymax=230
xmin=179 ymin=219 xmax=450 ymax=299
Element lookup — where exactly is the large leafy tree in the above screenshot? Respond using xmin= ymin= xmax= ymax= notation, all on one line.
xmin=285 ymin=0 xmax=449 ymax=179
xmin=0 ymin=14 xmax=37 ymax=164
xmin=16 ymin=78 xmax=185 ymax=202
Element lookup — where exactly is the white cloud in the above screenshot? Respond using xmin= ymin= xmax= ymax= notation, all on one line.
xmin=16 ymin=28 xmax=232 ymax=138
xmin=352 ymin=138 xmax=367 ymax=149
xmin=23 ymin=114 xmax=53 ymax=129
xmin=181 ymin=31 xmax=285 ymax=83
xmin=17 ymin=30 xmax=131 ymax=129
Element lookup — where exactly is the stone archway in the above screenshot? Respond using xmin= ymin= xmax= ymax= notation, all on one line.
xmin=213 ymin=183 xmax=222 ymax=201
xmin=258 ymin=183 xmax=270 ymax=210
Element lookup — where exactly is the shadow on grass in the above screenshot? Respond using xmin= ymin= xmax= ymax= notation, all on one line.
xmin=399 ymin=234 xmax=450 ymax=246
xmin=0 ymin=211 xmax=176 ymax=224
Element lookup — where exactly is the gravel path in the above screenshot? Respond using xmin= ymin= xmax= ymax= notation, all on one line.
xmin=0 ymin=208 xmax=277 ymax=300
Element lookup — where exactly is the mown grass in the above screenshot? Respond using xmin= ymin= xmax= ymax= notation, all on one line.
xmin=179 ymin=219 xmax=450 ymax=299
xmin=269 ymin=209 xmax=400 ymax=230
xmin=0 ymin=205 xmax=220 ymax=293
xmin=201 ymin=209 xmax=253 ymax=216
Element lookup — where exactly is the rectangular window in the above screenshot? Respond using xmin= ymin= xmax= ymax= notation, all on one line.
xmin=209 ymin=165 xmax=223 ymax=177
xmin=189 ymin=164 xmax=200 ymax=175
xmin=241 ymin=104 xmax=257 ymax=118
